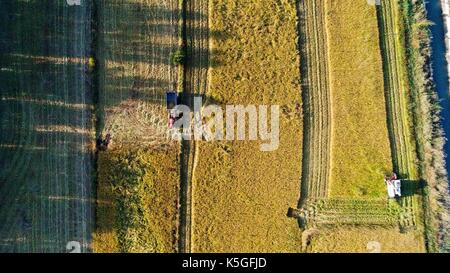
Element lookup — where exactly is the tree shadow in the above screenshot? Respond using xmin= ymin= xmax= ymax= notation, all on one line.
xmin=0 ymin=0 xmax=227 ymax=251
xmin=0 ymin=0 xmax=94 ymax=253
xmin=95 ymin=0 xmax=227 ymax=136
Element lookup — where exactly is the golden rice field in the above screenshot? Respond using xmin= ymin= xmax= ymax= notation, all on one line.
xmin=91 ymin=0 xmax=429 ymax=253
xmin=327 ymin=0 xmax=393 ymax=198
xmin=0 ymin=0 xmax=440 ymax=254
xmin=191 ymin=0 xmax=304 ymax=252
xmin=303 ymin=0 xmax=425 ymax=253
xmin=93 ymin=147 xmax=179 ymax=253
xmin=309 ymin=227 xmax=425 ymax=253
xmin=92 ymin=0 xmax=181 ymax=252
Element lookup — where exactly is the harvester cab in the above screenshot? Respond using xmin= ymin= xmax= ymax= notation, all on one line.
xmin=384 ymin=172 xmax=401 ymax=199
xmin=166 ymin=91 xmax=180 ymax=129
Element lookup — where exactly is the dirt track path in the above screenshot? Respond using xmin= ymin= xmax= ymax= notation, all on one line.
xmin=297 ymin=0 xmax=331 ymax=204
xmin=178 ymin=0 xmax=210 ymax=253
xmin=0 ymin=1 xmax=94 ymax=252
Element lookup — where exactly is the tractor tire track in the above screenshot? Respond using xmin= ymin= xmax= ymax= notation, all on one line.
xmin=179 ymin=0 xmax=210 ymax=253
xmin=297 ymin=0 xmax=331 ymax=205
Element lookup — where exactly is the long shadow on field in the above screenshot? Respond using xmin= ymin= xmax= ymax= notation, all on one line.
xmin=375 ymin=4 xmax=405 ymax=177
xmin=401 ymin=180 xmax=423 ymax=196
xmin=95 ymin=0 xmax=226 ymax=137
xmin=0 ymin=0 xmax=95 ymax=252
xmin=0 ymin=0 xmax=225 ymax=252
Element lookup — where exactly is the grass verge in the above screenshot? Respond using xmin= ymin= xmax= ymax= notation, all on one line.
xmin=400 ymin=0 xmax=450 ymax=252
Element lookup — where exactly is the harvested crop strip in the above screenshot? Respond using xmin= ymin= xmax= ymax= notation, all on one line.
xmin=0 ymin=0 xmax=94 ymax=252
xmin=377 ymin=0 xmax=423 ymax=233
xmin=377 ymin=0 xmax=418 ymax=178
xmin=93 ymin=0 xmax=180 ymax=252
xmin=298 ymin=0 xmax=331 ymax=202
xmin=299 ymin=199 xmax=400 ymax=228
xmin=326 ymin=0 xmax=392 ymax=198
xmin=191 ymin=0 xmax=303 ymax=252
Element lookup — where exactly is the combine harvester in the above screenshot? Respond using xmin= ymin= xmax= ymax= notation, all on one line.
xmin=384 ymin=172 xmax=401 ymax=199
xmin=287 ymin=172 xmax=410 ymax=230
xmin=166 ymin=91 xmax=181 ymax=129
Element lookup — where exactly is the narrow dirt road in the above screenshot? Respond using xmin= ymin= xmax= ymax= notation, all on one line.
xmin=0 ymin=1 xmax=94 ymax=252
xmin=179 ymin=0 xmax=210 ymax=253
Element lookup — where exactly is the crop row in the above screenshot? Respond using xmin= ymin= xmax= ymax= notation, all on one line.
xmin=299 ymin=199 xmax=401 ymax=228
xmin=377 ymin=0 xmax=421 ymax=231
xmin=0 ymin=1 xmax=94 ymax=252
xmin=298 ymin=0 xmax=331 ymax=203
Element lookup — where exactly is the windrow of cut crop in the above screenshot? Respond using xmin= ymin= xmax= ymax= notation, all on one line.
xmin=299 ymin=199 xmax=401 ymax=228
xmin=297 ymin=0 xmax=331 ymax=204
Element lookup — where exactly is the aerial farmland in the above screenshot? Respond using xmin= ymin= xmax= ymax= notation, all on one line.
xmin=0 ymin=0 xmax=449 ymax=256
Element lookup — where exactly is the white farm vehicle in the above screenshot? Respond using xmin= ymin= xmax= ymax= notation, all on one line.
xmin=384 ymin=172 xmax=402 ymax=199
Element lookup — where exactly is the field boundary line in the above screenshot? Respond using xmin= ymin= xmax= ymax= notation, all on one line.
xmin=297 ymin=0 xmax=332 ymax=205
